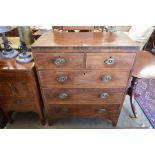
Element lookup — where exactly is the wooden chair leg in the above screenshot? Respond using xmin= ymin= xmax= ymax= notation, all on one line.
xmin=129 ymin=92 xmax=138 ymax=118
xmin=128 ymin=77 xmax=138 ymax=118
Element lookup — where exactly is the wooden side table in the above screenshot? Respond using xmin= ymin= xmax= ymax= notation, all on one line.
xmin=128 ymin=51 xmax=155 ymax=117
xmin=0 ymin=57 xmax=45 ymax=125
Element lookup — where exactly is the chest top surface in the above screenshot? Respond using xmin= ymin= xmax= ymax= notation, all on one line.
xmin=0 ymin=57 xmax=34 ymax=71
xmin=31 ymin=32 xmax=140 ymax=51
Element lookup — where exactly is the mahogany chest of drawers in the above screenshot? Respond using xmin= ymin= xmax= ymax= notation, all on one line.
xmin=0 ymin=57 xmax=45 ymax=124
xmin=31 ymin=32 xmax=140 ymax=126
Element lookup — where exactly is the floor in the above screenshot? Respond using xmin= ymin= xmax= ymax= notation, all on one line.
xmin=5 ymin=96 xmax=152 ymax=129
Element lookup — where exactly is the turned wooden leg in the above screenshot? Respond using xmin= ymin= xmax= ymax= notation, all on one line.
xmin=129 ymin=93 xmax=138 ymax=118
xmin=128 ymin=77 xmax=138 ymax=118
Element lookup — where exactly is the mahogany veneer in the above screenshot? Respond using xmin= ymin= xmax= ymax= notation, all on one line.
xmin=35 ymin=53 xmax=84 ymax=69
xmin=31 ymin=32 xmax=140 ymax=126
xmin=38 ymin=70 xmax=130 ymax=88
xmin=42 ymin=88 xmax=125 ymax=105
xmin=0 ymin=57 xmax=45 ymax=124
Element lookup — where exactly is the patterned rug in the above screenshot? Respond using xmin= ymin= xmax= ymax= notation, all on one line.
xmin=134 ymin=78 xmax=155 ymax=128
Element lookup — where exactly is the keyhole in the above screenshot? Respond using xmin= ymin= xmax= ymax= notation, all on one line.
xmin=83 ymin=73 xmax=86 ymax=75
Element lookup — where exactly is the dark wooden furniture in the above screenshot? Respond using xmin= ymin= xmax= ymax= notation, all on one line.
xmin=33 ymin=30 xmax=52 ymax=40
xmin=53 ymin=26 xmax=95 ymax=31
xmin=0 ymin=57 xmax=45 ymax=124
xmin=31 ymin=32 xmax=140 ymax=126
xmin=53 ymin=26 xmax=104 ymax=32
xmin=61 ymin=26 xmax=95 ymax=31
xmin=127 ymin=50 xmax=155 ymax=117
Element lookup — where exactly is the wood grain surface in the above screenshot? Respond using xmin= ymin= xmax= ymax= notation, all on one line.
xmin=42 ymin=88 xmax=125 ymax=105
xmin=86 ymin=53 xmax=136 ymax=69
xmin=34 ymin=53 xmax=84 ymax=69
xmin=38 ymin=70 xmax=130 ymax=88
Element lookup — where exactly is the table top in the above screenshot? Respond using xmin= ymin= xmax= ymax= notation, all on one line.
xmin=132 ymin=51 xmax=155 ymax=78
xmin=0 ymin=56 xmax=34 ymax=71
xmin=31 ymin=32 xmax=140 ymax=50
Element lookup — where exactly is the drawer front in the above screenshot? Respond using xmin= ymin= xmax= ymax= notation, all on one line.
xmin=0 ymin=97 xmax=36 ymax=112
xmin=86 ymin=53 xmax=136 ymax=69
xmin=34 ymin=53 xmax=84 ymax=69
xmin=0 ymin=81 xmax=34 ymax=97
xmin=0 ymin=82 xmax=13 ymax=96
xmin=0 ymin=72 xmax=32 ymax=82
xmin=39 ymin=70 xmax=129 ymax=88
xmin=48 ymin=104 xmax=120 ymax=118
xmin=42 ymin=88 xmax=125 ymax=105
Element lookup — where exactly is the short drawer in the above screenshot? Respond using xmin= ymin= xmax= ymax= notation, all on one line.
xmin=34 ymin=53 xmax=84 ymax=69
xmin=48 ymin=104 xmax=120 ymax=118
xmin=42 ymin=88 xmax=125 ymax=105
xmin=39 ymin=70 xmax=130 ymax=88
xmin=86 ymin=53 xmax=136 ymax=69
xmin=0 ymin=97 xmax=36 ymax=112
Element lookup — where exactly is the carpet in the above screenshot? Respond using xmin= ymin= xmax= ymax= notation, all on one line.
xmin=134 ymin=78 xmax=155 ymax=128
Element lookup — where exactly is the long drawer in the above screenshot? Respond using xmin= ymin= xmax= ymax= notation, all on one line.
xmin=39 ymin=70 xmax=130 ymax=88
xmin=86 ymin=53 xmax=136 ymax=69
xmin=0 ymin=97 xmax=36 ymax=112
xmin=34 ymin=53 xmax=84 ymax=69
xmin=47 ymin=104 xmax=120 ymax=118
xmin=42 ymin=88 xmax=125 ymax=105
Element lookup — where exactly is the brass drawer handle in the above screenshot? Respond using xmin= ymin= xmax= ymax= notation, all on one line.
xmin=15 ymin=99 xmax=22 ymax=104
xmin=104 ymin=56 xmax=115 ymax=65
xmin=97 ymin=108 xmax=107 ymax=113
xmin=57 ymin=75 xmax=68 ymax=82
xmin=100 ymin=92 xmax=109 ymax=99
xmin=61 ymin=108 xmax=69 ymax=112
xmin=58 ymin=92 xmax=69 ymax=99
xmin=54 ymin=57 xmax=67 ymax=65
xmin=101 ymin=75 xmax=112 ymax=82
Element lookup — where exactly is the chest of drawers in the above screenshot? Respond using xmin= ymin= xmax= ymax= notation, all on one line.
xmin=32 ymin=32 xmax=140 ymax=126
xmin=0 ymin=57 xmax=45 ymax=124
